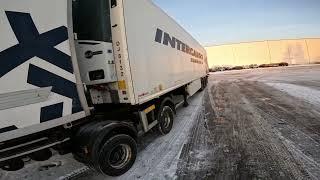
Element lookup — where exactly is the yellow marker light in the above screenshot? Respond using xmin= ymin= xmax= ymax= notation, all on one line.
xmin=159 ymin=84 xmax=163 ymax=91
xmin=118 ymin=80 xmax=127 ymax=90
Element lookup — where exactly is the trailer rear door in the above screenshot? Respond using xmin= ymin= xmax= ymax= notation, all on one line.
xmin=0 ymin=0 xmax=89 ymax=142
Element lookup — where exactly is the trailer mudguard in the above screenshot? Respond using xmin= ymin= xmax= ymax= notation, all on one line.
xmin=0 ymin=0 xmax=89 ymax=143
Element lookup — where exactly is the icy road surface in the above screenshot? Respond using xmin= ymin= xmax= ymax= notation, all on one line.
xmin=177 ymin=65 xmax=320 ymax=179
xmin=2 ymin=65 xmax=320 ymax=180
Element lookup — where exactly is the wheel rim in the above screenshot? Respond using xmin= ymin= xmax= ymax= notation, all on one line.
xmin=108 ymin=144 xmax=132 ymax=169
xmin=161 ymin=107 xmax=172 ymax=129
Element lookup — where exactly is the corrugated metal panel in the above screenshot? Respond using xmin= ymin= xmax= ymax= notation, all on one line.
xmin=0 ymin=87 xmax=52 ymax=110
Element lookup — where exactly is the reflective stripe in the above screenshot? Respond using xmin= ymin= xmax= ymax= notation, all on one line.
xmin=144 ymin=105 xmax=155 ymax=114
xmin=118 ymin=80 xmax=127 ymax=90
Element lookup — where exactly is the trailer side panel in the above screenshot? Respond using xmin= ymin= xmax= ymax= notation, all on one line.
xmin=122 ymin=0 xmax=208 ymax=104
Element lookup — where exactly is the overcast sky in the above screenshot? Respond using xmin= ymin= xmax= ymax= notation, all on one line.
xmin=152 ymin=0 xmax=320 ymax=46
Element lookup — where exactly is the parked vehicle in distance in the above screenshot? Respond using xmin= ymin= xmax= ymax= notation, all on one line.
xmin=249 ymin=64 xmax=259 ymax=69
xmin=0 ymin=0 xmax=208 ymax=176
xmin=232 ymin=66 xmax=244 ymax=70
xmin=279 ymin=62 xmax=289 ymax=66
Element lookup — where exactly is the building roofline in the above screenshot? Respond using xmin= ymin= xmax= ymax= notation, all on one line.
xmin=204 ymin=37 xmax=320 ymax=48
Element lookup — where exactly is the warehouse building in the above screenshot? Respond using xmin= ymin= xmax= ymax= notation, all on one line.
xmin=205 ymin=38 xmax=320 ymax=68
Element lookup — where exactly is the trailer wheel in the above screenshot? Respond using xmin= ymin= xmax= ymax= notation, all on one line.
xmin=1 ymin=158 xmax=24 ymax=171
xmin=97 ymin=134 xmax=137 ymax=176
xmin=200 ymin=77 xmax=208 ymax=91
xmin=157 ymin=106 xmax=174 ymax=135
xmin=29 ymin=149 xmax=52 ymax=161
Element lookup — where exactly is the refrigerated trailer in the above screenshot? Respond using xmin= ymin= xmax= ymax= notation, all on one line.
xmin=0 ymin=0 xmax=208 ymax=176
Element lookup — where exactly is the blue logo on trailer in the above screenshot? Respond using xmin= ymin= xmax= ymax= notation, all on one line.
xmin=0 ymin=11 xmax=73 ymax=77
xmin=0 ymin=11 xmax=82 ymax=130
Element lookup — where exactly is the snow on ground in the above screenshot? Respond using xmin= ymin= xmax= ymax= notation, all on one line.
xmin=0 ymin=153 xmax=84 ymax=180
xmin=266 ymin=83 xmax=320 ymax=107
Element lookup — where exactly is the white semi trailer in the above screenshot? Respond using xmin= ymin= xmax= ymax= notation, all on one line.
xmin=0 ymin=0 xmax=208 ymax=176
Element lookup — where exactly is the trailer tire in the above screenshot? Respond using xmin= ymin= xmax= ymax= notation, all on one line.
xmin=1 ymin=158 xmax=24 ymax=171
xmin=200 ymin=79 xmax=205 ymax=91
xmin=29 ymin=149 xmax=52 ymax=161
xmin=157 ymin=105 xmax=174 ymax=135
xmin=200 ymin=77 xmax=208 ymax=91
xmin=97 ymin=134 xmax=137 ymax=176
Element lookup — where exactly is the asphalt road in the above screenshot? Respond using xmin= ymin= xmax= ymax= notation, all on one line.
xmin=2 ymin=65 xmax=320 ymax=180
